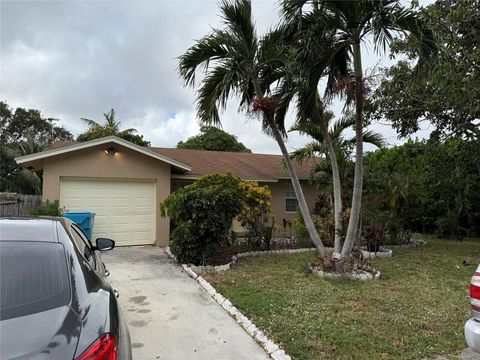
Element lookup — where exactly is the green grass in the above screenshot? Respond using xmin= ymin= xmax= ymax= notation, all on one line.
xmin=206 ymin=238 xmax=480 ymax=360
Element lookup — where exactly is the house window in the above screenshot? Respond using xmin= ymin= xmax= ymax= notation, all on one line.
xmin=285 ymin=183 xmax=298 ymax=212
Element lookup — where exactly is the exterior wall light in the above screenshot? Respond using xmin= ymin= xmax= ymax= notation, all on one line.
xmin=104 ymin=147 xmax=117 ymax=156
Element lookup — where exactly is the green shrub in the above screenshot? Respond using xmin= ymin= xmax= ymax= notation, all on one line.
xmin=160 ymin=174 xmax=243 ymax=265
xmin=237 ymin=181 xmax=274 ymax=249
xmin=293 ymin=209 xmax=337 ymax=248
xmin=28 ymin=200 xmax=64 ymax=216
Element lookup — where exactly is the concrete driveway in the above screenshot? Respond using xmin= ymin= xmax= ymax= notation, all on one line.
xmin=102 ymin=246 xmax=270 ymax=360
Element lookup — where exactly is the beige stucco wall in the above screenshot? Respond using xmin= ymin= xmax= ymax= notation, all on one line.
xmin=42 ymin=144 xmax=171 ymax=246
xmin=231 ymin=179 xmax=317 ymax=233
xmin=260 ymin=179 xmax=317 ymax=224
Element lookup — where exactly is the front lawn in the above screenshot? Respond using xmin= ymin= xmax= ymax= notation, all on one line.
xmin=206 ymin=238 xmax=480 ymax=360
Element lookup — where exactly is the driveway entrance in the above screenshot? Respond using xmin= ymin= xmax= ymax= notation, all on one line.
xmin=102 ymin=246 xmax=269 ymax=360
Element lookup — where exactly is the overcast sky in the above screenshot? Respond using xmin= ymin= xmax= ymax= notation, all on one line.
xmin=1 ymin=0 xmax=434 ymax=154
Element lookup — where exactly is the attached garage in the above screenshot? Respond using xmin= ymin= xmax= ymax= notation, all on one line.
xmin=15 ymin=137 xmax=192 ymax=247
xmin=60 ymin=178 xmax=156 ymax=246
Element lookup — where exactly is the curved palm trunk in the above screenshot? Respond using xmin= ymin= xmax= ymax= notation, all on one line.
xmin=271 ymin=121 xmax=326 ymax=257
xmin=252 ymin=80 xmax=326 ymax=257
xmin=320 ymin=123 xmax=343 ymax=253
xmin=314 ymin=94 xmax=343 ymax=253
xmin=341 ymin=42 xmax=364 ymax=258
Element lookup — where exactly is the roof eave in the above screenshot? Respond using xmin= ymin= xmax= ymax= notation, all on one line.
xmin=15 ymin=136 xmax=192 ymax=172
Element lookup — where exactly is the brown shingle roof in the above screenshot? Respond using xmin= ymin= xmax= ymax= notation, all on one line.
xmin=151 ymin=147 xmax=321 ymax=181
xmin=51 ymin=141 xmax=76 ymax=149
xmin=48 ymin=140 xmax=321 ymax=181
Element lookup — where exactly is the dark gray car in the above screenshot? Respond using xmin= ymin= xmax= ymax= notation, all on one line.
xmin=0 ymin=217 xmax=131 ymax=360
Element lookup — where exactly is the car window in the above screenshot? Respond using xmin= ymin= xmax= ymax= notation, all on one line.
xmin=70 ymin=225 xmax=95 ymax=267
xmin=0 ymin=242 xmax=71 ymax=321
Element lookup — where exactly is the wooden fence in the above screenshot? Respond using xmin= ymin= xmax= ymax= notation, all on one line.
xmin=0 ymin=193 xmax=43 ymax=216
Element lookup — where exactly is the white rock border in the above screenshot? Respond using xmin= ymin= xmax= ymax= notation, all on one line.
xmin=174 ymin=247 xmax=319 ymax=275
xmin=361 ymin=247 xmax=393 ymax=259
xmin=165 ymin=247 xmax=292 ymax=360
xmin=310 ymin=266 xmax=381 ymax=281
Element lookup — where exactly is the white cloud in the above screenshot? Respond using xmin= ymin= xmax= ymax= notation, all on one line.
xmin=1 ymin=0 xmax=435 ymax=154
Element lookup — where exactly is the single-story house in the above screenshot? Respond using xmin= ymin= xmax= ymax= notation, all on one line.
xmin=16 ymin=136 xmax=320 ymax=247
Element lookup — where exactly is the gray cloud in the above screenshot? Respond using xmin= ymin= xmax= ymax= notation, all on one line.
xmin=1 ymin=0 xmax=432 ymax=153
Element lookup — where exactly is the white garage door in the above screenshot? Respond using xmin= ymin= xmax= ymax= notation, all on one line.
xmin=60 ymin=177 xmax=156 ymax=246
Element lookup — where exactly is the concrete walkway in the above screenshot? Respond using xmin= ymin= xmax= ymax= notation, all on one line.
xmin=102 ymin=246 xmax=269 ymax=360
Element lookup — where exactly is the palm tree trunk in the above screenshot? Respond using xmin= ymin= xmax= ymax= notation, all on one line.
xmin=271 ymin=121 xmax=326 ymax=256
xmin=315 ymin=94 xmax=343 ymax=254
xmin=252 ymin=79 xmax=326 ymax=257
xmin=341 ymin=42 xmax=364 ymax=258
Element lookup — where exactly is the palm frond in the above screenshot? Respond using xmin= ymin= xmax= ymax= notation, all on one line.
xmin=196 ymin=64 xmax=239 ymax=125
xmin=220 ymin=0 xmax=257 ymax=58
xmin=80 ymin=117 xmax=101 ymax=128
xmin=330 ymin=112 xmax=355 ymax=140
xmin=290 ymin=142 xmax=326 ymax=163
xmin=361 ymin=130 xmax=387 ymax=149
xmin=120 ymin=128 xmax=138 ymax=135
xmin=178 ymin=30 xmax=232 ymax=87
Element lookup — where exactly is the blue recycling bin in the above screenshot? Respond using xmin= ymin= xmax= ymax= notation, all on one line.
xmin=64 ymin=211 xmax=96 ymax=240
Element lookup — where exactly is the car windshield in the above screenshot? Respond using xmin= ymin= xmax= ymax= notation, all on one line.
xmin=0 ymin=242 xmax=71 ymax=320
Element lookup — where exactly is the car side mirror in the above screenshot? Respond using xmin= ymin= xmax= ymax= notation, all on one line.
xmin=95 ymin=238 xmax=115 ymax=251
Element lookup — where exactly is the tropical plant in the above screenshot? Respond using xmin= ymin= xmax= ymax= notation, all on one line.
xmin=0 ymin=101 xmax=73 ymax=194
xmin=77 ymin=109 xmax=150 ymax=146
xmin=178 ymin=0 xmax=327 ymax=256
xmin=237 ymin=181 xmax=274 ymax=248
xmin=1 ymin=131 xmax=49 ymax=195
xmin=29 ymin=200 xmax=64 ymax=216
xmin=282 ymin=0 xmax=437 ymax=258
xmin=290 ymin=111 xmax=386 ymax=251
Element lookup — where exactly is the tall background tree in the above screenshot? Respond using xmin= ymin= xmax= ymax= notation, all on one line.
xmin=77 ymin=108 xmax=150 ymax=146
xmin=0 ymin=101 xmax=73 ymax=194
xmin=282 ymin=0 xmax=437 ymax=258
xmin=177 ymin=126 xmax=251 ymax=152
xmin=178 ymin=0 xmax=327 ymax=255
xmin=371 ymin=0 xmax=479 ymax=140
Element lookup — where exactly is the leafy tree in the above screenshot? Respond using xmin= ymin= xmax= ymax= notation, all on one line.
xmin=77 ymin=109 xmax=150 ymax=146
xmin=160 ymin=174 xmax=243 ymax=265
xmin=283 ymin=0 xmax=437 ymax=258
xmin=364 ymin=138 xmax=480 ymax=239
xmin=0 ymin=101 xmax=73 ymax=194
xmin=178 ymin=0 xmax=328 ymax=256
xmin=177 ymin=126 xmax=251 ymax=152
xmin=372 ymin=0 xmax=480 ymax=139
xmin=0 ymin=101 xmax=73 ymax=144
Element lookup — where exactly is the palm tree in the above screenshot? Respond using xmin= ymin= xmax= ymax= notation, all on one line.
xmin=259 ymin=17 xmax=350 ymax=255
xmin=290 ymin=111 xmax=386 ymax=250
xmin=1 ymin=131 xmax=46 ymax=194
xmin=81 ymin=109 xmax=137 ymax=137
xmin=282 ymin=0 xmax=437 ymax=258
xmin=178 ymin=0 xmax=327 ymax=255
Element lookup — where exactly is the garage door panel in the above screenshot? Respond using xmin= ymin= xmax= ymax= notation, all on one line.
xmin=60 ymin=178 xmax=156 ymax=246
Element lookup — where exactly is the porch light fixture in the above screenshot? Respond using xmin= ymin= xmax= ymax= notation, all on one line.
xmin=104 ymin=147 xmax=116 ymax=156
